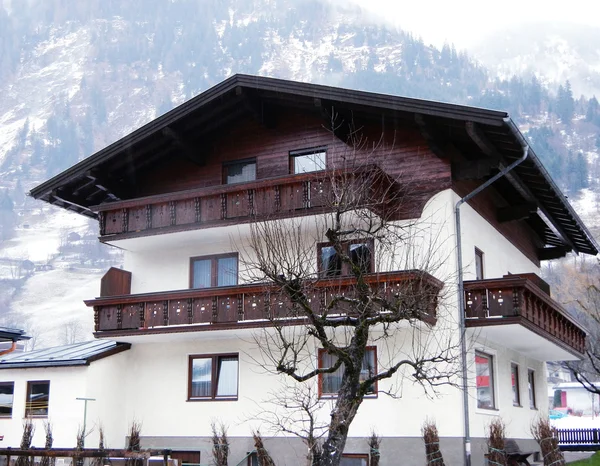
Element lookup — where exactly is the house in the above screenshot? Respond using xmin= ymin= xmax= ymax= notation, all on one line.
xmin=551 ymin=382 xmax=600 ymax=417
xmin=0 ymin=340 xmax=130 ymax=447
xmin=14 ymin=75 xmax=598 ymax=465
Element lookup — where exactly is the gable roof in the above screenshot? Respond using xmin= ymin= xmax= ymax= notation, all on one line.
xmin=0 ymin=340 xmax=130 ymax=369
xmin=29 ymin=74 xmax=598 ymax=256
xmin=0 ymin=327 xmax=29 ymax=342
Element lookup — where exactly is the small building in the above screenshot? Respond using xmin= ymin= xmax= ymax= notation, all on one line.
xmin=0 ymin=340 xmax=130 ymax=447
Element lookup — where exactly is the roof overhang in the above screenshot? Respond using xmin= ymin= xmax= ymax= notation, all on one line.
xmin=29 ymin=74 xmax=598 ymax=256
xmin=0 ymin=327 xmax=29 ymax=342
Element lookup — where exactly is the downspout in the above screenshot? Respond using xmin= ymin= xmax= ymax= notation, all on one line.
xmin=456 ymin=117 xmax=529 ymax=466
xmin=0 ymin=341 xmax=17 ymax=357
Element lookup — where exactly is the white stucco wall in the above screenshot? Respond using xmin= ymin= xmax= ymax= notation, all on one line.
xmin=0 ymin=366 xmax=88 ymax=448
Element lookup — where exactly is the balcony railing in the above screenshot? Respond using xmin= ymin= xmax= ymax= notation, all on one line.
xmin=85 ymin=271 xmax=442 ymax=336
xmin=464 ymin=275 xmax=585 ymax=355
xmin=93 ymin=166 xmax=401 ymax=241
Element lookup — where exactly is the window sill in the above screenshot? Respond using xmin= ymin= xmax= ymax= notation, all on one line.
xmin=320 ymin=394 xmax=378 ymax=400
xmin=475 ymin=407 xmax=499 ymax=416
xmin=187 ymin=397 xmax=238 ymax=402
xmin=24 ymin=415 xmax=49 ymax=419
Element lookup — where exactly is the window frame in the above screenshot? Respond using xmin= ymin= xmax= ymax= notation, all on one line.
xmin=340 ymin=454 xmax=369 ymax=466
xmin=475 ymin=247 xmax=484 ymax=280
xmin=528 ymin=369 xmax=537 ymax=409
xmin=189 ymin=253 xmax=239 ymax=289
xmin=475 ymin=351 xmax=496 ymax=410
xmin=318 ymin=346 xmax=378 ymax=399
xmin=510 ymin=363 xmax=521 ymax=407
xmin=317 ymin=239 xmax=375 ymax=278
xmin=0 ymin=381 xmax=15 ymax=418
xmin=289 ymin=147 xmax=327 ymax=174
xmin=187 ymin=353 xmax=239 ymax=401
xmin=25 ymin=380 xmax=50 ymax=418
xmin=222 ymin=158 xmax=257 ymax=185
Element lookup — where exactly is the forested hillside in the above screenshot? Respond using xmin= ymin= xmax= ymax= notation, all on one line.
xmin=0 ymin=0 xmax=598 ymax=346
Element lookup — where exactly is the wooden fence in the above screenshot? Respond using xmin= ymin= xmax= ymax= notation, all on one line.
xmin=556 ymin=428 xmax=600 ymax=451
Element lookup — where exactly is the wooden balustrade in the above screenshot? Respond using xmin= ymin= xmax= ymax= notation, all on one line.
xmin=92 ymin=166 xmax=401 ymax=241
xmin=464 ymin=276 xmax=586 ymax=355
xmin=85 ymin=270 xmax=442 ymax=336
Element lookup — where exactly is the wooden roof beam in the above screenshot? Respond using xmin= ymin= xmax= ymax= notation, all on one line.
xmin=162 ymin=126 xmax=206 ymax=166
xmin=415 ymin=114 xmax=450 ymax=159
xmin=538 ymin=246 xmax=572 ymax=261
xmin=237 ymin=87 xmax=277 ymax=129
xmin=50 ymin=189 xmax=95 ymax=216
xmin=497 ymin=202 xmax=538 ymax=223
xmin=318 ymin=98 xmax=354 ymax=146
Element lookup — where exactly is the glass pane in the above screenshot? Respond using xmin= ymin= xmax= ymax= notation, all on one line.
xmin=217 ymin=257 xmax=238 ymax=287
xmin=216 ymin=357 xmax=238 ymax=397
xmin=321 ymin=352 xmax=343 ymax=394
xmin=293 ymin=152 xmax=326 ymax=173
xmin=360 ymin=350 xmax=376 ymax=394
xmin=226 ymin=161 xmax=256 ymax=184
xmin=349 ymin=243 xmax=372 ymax=274
xmin=475 ymin=353 xmax=494 ymax=409
xmin=511 ymin=364 xmax=520 ymax=405
xmin=27 ymin=381 xmax=50 ymax=416
xmin=340 ymin=457 xmax=368 ymax=466
xmin=0 ymin=383 xmax=14 ymax=416
xmin=191 ymin=358 xmax=212 ymax=398
xmin=321 ymin=246 xmax=341 ymax=277
xmin=193 ymin=259 xmax=212 ymax=288
xmin=475 ymin=250 xmax=484 ymax=280
xmin=528 ymin=370 xmax=536 ymax=408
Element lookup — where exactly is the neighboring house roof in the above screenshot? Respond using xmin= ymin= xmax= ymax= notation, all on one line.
xmin=0 ymin=327 xmax=29 ymax=342
xmin=29 ymin=74 xmax=599 ymax=256
xmin=554 ymin=382 xmax=600 ymax=390
xmin=0 ymin=340 xmax=130 ymax=369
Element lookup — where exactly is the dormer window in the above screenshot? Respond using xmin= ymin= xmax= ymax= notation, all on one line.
xmin=290 ymin=147 xmax=327 ymax=174
xmin=223 ymin=159 xmax=256 ymax=184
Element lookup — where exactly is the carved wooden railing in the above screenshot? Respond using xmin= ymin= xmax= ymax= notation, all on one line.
xmin=92 ymin=166 xmax=401 ymax=241
xmin=464 ymin=276 xmax=586 ymax=355
xmin=85 ymin=271 xmax=442 ymax=335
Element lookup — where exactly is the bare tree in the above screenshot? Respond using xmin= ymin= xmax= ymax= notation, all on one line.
xmin=242 ymin=127 xmax=461 ymax=466
xmin=62 ymin=318 xmax=84 ymax=345
xmin=559 ymin=259 xmax=600 ymax=393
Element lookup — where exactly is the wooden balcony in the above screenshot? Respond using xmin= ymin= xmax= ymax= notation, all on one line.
xmin=464 ymin=274 xmax=586 ymax=360
xmin=85 ymin=271 xmax=442 ymax=337
xmin=93 ymin=166 xmax=402 ymax=242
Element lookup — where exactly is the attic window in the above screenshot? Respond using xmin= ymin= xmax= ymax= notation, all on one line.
xmin=223 ymin=159 xmax=256 ymax=184
xmin=290 ymin=147 xmax=327 ymax=174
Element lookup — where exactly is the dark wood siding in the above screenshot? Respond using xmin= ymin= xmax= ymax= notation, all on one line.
xmin=135 ymin=109 xmax=451 ymax=218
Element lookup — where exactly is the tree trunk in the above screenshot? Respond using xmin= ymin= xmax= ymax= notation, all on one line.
xmin=319 ymin=378 xmax=363 ymax=466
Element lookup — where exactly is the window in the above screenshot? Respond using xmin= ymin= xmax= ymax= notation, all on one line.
xmin=25 ymin=381 xmax=50 ymax=417
xmin=475 ymin=248 xmax=484 ymax=280
xmin=340 ymin=454 xmax=369 ymax=466
xmin=223 ymin=159 xmax=256 ymax=184
xmin=319 ymin=347 xmax=377 ymax=397
xmin=290 ymin=148 xmax=327 ymax=173
xmin=247 ymin=453 xmax=258 ymax=466
xmin=318 ymin=240 xmax=374 ymax=278
xmin=528 ymin=369 xmax=536 ymax=409
xmin=188 ymin=354 xmax=238 ymax=400
xmin=190 ymin=253 xmax=238 ymax=289
xmin=475 ymin=352 xmax=495 ymax=409
xmin=511 ymin=363 xmax=521 ymax=406
xmin=0 ymin=382 xmax=14 ymax=417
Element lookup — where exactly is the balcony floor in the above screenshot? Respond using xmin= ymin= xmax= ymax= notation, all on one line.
xmin=466 ymin=319 xmax=581 ymax=361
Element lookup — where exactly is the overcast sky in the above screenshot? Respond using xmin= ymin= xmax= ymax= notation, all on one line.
xmin=351 ymin=0 xmax=600 ymax=48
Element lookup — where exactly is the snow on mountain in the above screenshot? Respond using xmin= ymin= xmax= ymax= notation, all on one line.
xmin=472 ymin=22 xmax=600 ymax=98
